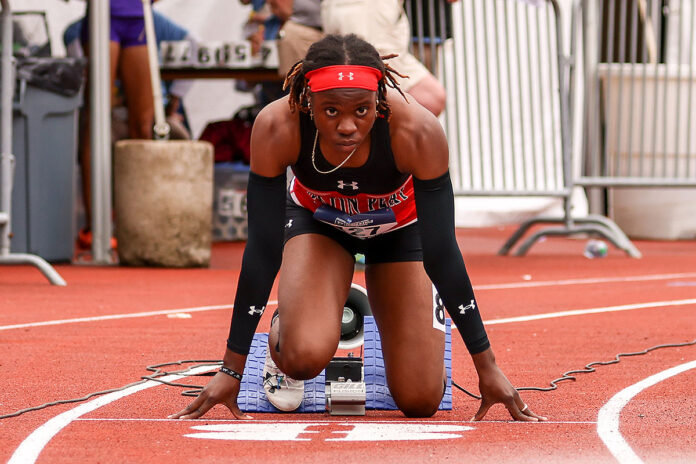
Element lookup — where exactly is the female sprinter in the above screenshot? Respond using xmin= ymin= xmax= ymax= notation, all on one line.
xmin=170 ymin=34 xmax=545 ymax=422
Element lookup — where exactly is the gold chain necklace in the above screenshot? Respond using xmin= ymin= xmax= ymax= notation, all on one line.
xmin=311 ymin=130 xmax=359 ymax=175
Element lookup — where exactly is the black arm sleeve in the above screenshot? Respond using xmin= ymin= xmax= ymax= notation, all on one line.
xmin=226 ymin=171 xmax=287 ymax=355
xmin=413 ymin=171 xmax=491 ymax=354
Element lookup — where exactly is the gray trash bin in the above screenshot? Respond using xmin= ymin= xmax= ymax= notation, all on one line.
xmin=7 ymin=79 xmax=81 ymax=262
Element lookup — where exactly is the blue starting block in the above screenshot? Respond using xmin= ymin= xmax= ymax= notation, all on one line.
xmin=236 ymin=316 xmax=452 ymax=413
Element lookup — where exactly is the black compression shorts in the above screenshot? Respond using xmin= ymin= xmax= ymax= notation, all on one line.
xmin=284 ymin=198 xmax=423 ymax=265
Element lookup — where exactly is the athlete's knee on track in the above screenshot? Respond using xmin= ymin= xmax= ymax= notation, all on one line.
xmin=391 ymin=380 xmax=443 ymax=418
xmin=280 ymin=339 xmax=335 ymax=380
xmin=396 ymin=395 xmax=440 ymax=418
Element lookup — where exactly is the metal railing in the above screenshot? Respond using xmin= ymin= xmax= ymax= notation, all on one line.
xmin=408 ymin=0 xmax=640 ymax=256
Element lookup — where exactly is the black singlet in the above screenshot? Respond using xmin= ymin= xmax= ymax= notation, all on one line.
xmin=289 ymin=112 xmax=417 ymax=238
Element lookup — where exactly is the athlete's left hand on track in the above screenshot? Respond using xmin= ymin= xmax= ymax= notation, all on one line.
xmin=470 ymin=348 xmax=547 ymax=422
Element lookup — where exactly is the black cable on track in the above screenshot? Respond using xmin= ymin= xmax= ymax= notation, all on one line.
xmin=452 ymin=339 xmax=696 ymax=400
xmin=2 ymin=339 xmax=694 ymax=419
xmin=0 ymin=360 xmax=221 ymax=420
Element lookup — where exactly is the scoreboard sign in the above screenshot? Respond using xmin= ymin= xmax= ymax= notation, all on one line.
xmin=160 ymin=40 xmax=278 ymax=69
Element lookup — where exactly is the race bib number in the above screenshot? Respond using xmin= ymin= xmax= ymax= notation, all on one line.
xmin=313 ymin=204 xmax=397 ymax=239
xmin=432 ymin=285 xmax=447 ymax=333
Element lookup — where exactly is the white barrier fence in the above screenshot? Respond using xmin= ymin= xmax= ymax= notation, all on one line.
xmin=410 ymin=0 xmax=640 ymax=256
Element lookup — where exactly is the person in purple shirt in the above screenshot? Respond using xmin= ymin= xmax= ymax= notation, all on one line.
xmin=77 ymin=0 xmax=158 ymax=250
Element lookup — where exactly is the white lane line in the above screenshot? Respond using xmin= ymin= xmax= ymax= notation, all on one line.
xmin=475 ymin=272 xmax=696 ymax=291
xmin=73 ymin=418 xmax=597 ymax=424
xmin=597 ymin=360 xmax=696 ymax=464
xmin=0 ymin=301 xmax=278 ymax=331
xmin=485 ymin=298 xmax=696 ymax=325
xmin=3 ymin=298 xmax=695 ymax=333
xmin=0 ymin=305 xmax=233 ymax=331
xmin=7 ymin=365 xmax=217 ymax=464
xmin=2 ymin=271 xmax=695 ymax=332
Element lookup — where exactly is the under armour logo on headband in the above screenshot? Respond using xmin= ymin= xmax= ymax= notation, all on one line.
xmin=306 ymin=65 xmax=382 ymax=92
xmin=337 ymin=72 xmax=354 ymax=81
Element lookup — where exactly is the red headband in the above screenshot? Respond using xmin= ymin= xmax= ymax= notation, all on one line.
xmin=306 ymin=65 xmax=382 ymax=92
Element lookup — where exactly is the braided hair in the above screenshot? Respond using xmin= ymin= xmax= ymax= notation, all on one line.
xmin=283 ymin=34 xmax=408 ymax=120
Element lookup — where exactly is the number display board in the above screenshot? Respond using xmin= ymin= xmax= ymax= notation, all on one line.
xmin=160 ymin=40 xmax=278 ymax=69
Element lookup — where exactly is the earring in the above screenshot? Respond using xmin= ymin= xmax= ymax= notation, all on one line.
xmin=308 ymin=101 xmax=314 ymax=119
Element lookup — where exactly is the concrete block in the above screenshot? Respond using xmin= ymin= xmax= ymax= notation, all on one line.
xmin=114 ymin=140 xmax=214 ymax=267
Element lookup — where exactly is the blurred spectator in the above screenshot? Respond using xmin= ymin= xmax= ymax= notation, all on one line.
xmin=237 ymin=0 xmax=286 ymax=106
xmin=240 ymin=0 xmax=283 ymax=56
xmin=64 ymin=9 xmax=194 ymax=140
xmin=201 ymin=0 xmax=286 ymax=168
xmin=70 ymin=0 xmax=167 ymax=250
xmin=267 ymin=0 xmax=323 ymax=76
xmin=321 ymin=0 xmax=453 ymax=116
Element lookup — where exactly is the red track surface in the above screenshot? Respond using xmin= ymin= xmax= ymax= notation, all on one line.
xmin=1 ymin=226 xmax=695 ymax=463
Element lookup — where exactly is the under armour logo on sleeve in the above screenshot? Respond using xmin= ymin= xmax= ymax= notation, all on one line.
xmin=248 ymin=305 xmax=266 ymax=316
xmin=458 ymin=300 xmax=476 ymax=314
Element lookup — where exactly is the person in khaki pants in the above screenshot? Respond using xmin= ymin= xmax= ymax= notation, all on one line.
xmin=321 ymin=0 xmax=454 ymax=116
xmin=267 ymin=0 xmax=323 ymax=76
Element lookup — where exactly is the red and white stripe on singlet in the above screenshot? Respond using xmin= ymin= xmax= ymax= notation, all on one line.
xmin=289 ymin=175 xmax=418 ymax=232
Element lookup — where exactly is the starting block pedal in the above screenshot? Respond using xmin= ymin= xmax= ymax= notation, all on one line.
xmin=236 ymin=316 xmax=452 ymax=413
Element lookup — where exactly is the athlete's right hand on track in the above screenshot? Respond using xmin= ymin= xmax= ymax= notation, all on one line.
xmin=168 ymin=370 xmax=252 ymax=420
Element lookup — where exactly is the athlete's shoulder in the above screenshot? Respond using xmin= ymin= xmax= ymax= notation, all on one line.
xmin=253 ymin=96 xmax=299 ymax=140
xmin=250 ymin=96 xmax=302 ymax=175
